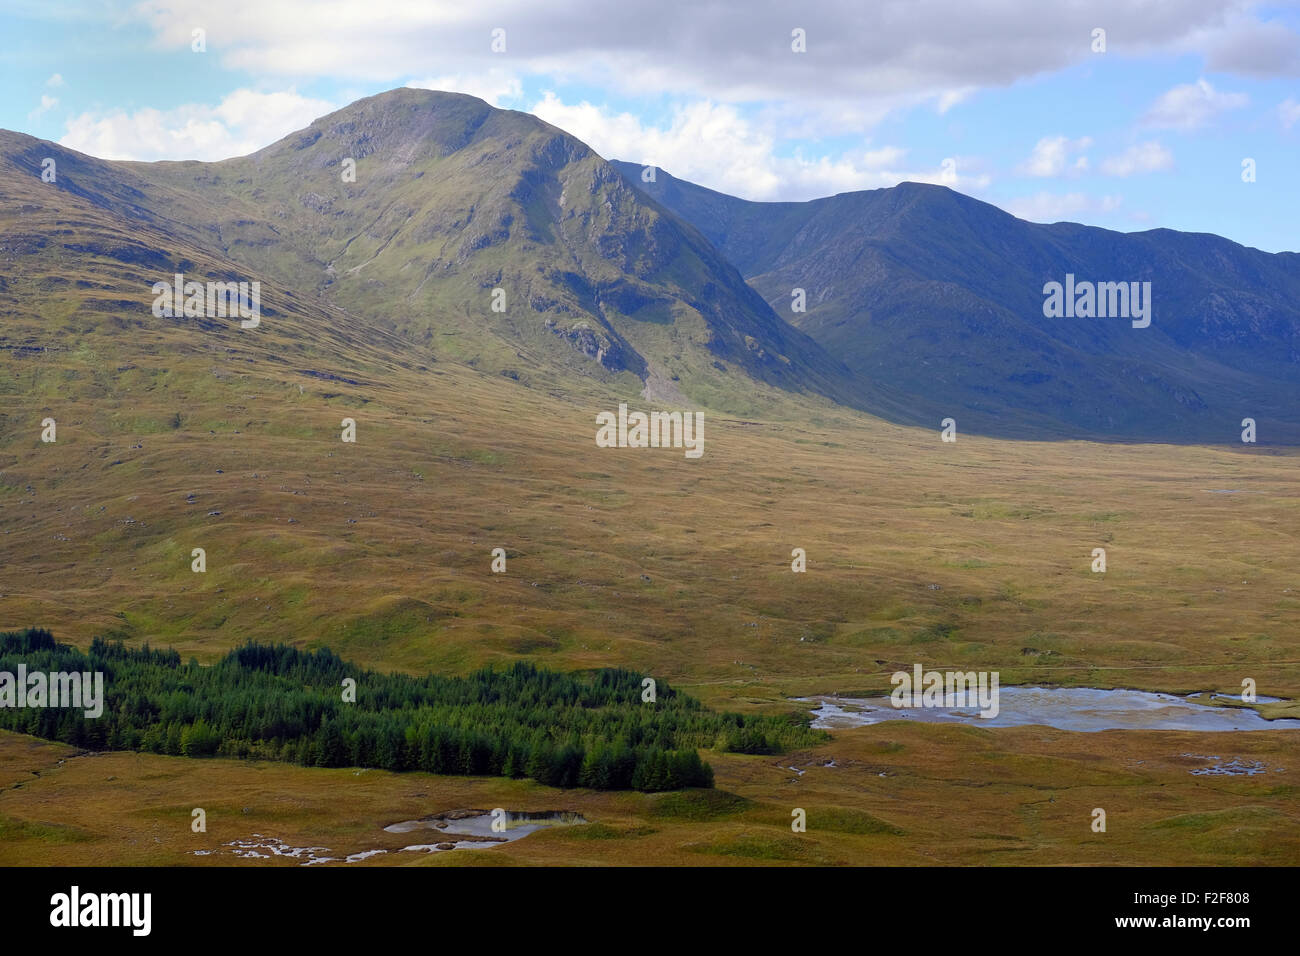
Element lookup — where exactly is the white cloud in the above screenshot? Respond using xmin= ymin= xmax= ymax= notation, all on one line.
xmin=529 ymin=92 xmax=988 ymax=201
xmin=1280 ymin=98 xmax=1300 ymax=129
xmin=1098 ymin=141 xmax=1174 ymax=176
xmin=936 ymin=87 xmax=976 ymax=114
xmin=1018 ymin=136 xmax=1091 ymax=177
xmin=46 ymin=73 xmax=64 ymax=87
xmin=129 ymin=0 xmax=1278 ymax=134
xmin=28 ymin=95 xmax=59 ymax=120
xmin=406 ymin=69 xmax=523 ymax=107
xmin=1005 ymin=191 xmax=1123 ymax=222
xmin=59 ymin=89 xmax=337 ymax=161
xmin=861 ymin=146 xmax=909 ymax=168
xmin=1142 ymin=79 xmax=1248 ymax=130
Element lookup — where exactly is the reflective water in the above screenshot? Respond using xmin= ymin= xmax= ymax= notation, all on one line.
xmin=385 ymin=810 xmax=588 ymax=853
xmin=193 ymin=810 xmax=588 ymax=864
xmin=797 ymin=687 xmax=1300 ymax=732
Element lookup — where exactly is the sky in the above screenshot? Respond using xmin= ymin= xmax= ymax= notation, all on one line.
xmin=2 ymin=0 xmax=1298 ymax=252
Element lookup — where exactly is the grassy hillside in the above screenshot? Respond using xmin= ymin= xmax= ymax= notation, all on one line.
xmin=2 ymin=326 xmax=1295 ymax=706
xmin=3 ymin=120 xmax=1297 ymax=705
xmin=4 ymin=725 xmax=1297 ymax=866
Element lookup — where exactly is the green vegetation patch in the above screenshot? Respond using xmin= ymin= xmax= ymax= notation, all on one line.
xmin=647 ymin=788 xmax=753 ymax=821
xmin=689 ymin=832 xmax=817 ymax=862
xmin=809 ymin=806 xmax=905 ymax=835
xmin=0 ymin=629 xmax=823 ymax=794
xmin=0 ymin=812 xmax=94 ymax=845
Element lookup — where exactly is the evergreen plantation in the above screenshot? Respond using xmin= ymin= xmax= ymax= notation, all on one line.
xmin=0 ymin=629 xmax=822 ymax=791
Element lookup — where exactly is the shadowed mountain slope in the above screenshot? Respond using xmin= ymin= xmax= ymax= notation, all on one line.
xmin=613 ymin=160 xmax=1300 ymax=442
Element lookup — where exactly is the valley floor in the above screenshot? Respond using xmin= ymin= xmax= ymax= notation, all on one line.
xmin=3 ymin=323 xmax=1297 ymax=867
xmin=2 ymin=723 xmax=1296 ymax=866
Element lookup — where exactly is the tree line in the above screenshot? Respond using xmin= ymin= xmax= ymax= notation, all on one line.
xmin=0 ymin=629 xmax=822 ymax=792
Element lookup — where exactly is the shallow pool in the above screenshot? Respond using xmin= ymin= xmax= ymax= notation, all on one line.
xmin=797 ymin=687 xmax=1300 ymax=732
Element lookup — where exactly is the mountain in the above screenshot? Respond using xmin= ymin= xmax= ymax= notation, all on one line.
xmin=0 ymin=124 xmax=425 ymax=411
xmin=14 ymin=88 xmax=866 ymax=415
xmin=612 ymin=160 xmax=1300 ymax=442
xmin=5 ymin=88 xmax=1296 ymax=447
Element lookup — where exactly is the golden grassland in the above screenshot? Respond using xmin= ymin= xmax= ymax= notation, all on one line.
xmin=2 ymin=284 xmax=1298 ymax=864
xmin=2 ymin=725 xmax=1296 ymax=867
xmin=2 ymin=348 xmax=1297 ymax=704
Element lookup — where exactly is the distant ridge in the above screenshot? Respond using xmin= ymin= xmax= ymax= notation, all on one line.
xmin=614 ymin=160 xmax=1300 ymax=443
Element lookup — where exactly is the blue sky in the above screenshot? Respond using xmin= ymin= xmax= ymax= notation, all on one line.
xmin=3 ymin=0 xmax=1298 ymax=251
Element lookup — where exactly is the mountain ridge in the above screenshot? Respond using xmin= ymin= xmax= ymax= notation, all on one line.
xmin=613 ymin=160 xmax=1300 ymax=442
xmin=46 ymin=89 xmax=874 ymax=416
xmin=1 ymin=88 xmax=1295 ymax=442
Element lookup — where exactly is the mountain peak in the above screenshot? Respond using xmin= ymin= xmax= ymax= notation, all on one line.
xmin=254 ymin=87 xmax=504 ymax=163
